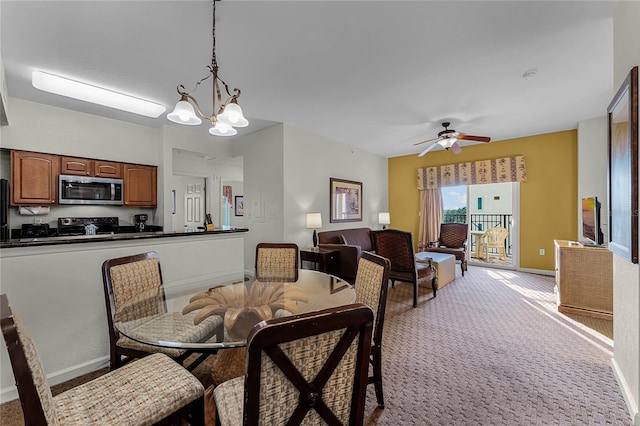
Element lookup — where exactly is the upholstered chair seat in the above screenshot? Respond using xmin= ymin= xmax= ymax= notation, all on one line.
xmin=1 ymin=294 xmax=204 ymax=425
xmin=102 ymin=251 xmax=220 ymax=371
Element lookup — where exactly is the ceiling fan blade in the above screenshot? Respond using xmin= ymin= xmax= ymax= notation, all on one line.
xmin=450 ymin=141 xmax=462 ymax=154
xmin=417 ymin=142 xmax=441 ymax=157
xmin=458 ymin=134 xmax=491 ymax=143
xmin=413 ymin=136 xmax=443 ymax=146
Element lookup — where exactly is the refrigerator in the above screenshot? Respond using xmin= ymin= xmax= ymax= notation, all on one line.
xmin=1 ymin=178 xmax=9 ymax=241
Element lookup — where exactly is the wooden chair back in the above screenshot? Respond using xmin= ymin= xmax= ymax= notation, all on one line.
xmin=354 ymin=252 xmax=391 ymax=408
xmin=244 ymin=303 xmax=373 ymax=425
xmin=355 ymin=252 xmax=391 ymax=343
xmin=101 ymin=251 xmax=167 ymax=368
xmin=255 ymin=243 xmax=299 ymax=281
xmin=1 ymin=293 xmax=58 ymax=425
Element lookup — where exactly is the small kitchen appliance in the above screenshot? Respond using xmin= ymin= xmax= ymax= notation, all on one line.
xmin=58 ymin=175 xmax=123 ymax=205
xmin=57 ymin=217 xmax=119 ymax=236
xmin=134 ymin=214 xmax=148 ymax=232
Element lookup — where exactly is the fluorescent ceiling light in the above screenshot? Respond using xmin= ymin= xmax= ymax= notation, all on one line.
xmin=32 ymin=71 xmax=166 ymax=118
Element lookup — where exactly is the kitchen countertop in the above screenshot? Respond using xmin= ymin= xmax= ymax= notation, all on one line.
xmin=0 ymin=227 xmax=249 ymax=248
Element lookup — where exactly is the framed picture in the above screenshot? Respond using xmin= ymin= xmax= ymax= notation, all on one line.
xmin=223 ymin=185 xmax=233 ymax=206
xmin=235 ymin=196 xmax=244 ymax=216
xmin=330 ymin=178 xmax=362 ymax=223
xmin=607 ymin=66 xmax=638 ymax=264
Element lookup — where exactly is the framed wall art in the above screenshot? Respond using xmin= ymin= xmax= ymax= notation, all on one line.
xmin=330 ymin=178 xmax=362 ymax=223
xmin=607 ymin=65 xmax=638 ymax=264
xmin=235 ymin=196 xmax=244 ymax=216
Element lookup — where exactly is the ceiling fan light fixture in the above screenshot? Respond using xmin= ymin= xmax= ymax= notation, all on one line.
xmin=167 ymin=0 xmax=248 ymax=136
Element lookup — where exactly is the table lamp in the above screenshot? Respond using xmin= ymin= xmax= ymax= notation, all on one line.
xmin=306 ymin=212 xmax=322 ymax=248
xmin=378 ymin=212 xmax=390 ymax=229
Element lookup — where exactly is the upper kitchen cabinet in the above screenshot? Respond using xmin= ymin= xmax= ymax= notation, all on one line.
xmin=11 ymin=150 xmax=59 ymax=205
xmin=124 ymin=163 xmax=157 ymax=207
xmin=60 ymin=156 xmax=122 ymax=178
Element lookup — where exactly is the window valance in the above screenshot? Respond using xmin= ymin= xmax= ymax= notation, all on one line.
xmin=417 ymin=156 xmax=527 ymax=190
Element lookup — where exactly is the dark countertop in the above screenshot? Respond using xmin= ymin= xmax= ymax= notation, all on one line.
xmin=0 ymin=227 xmax=249 ymax=249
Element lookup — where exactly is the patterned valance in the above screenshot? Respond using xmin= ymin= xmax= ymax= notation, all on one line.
xmin=417 ymin=156 xmax=527 ymax=190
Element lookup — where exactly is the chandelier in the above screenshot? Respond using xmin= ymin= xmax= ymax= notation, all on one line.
xmin=167 ymin=0 xmax=248 ymax=136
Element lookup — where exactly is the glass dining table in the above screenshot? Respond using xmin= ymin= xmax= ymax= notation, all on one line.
xmin=114 ymin=268 xmax=356 ymax=353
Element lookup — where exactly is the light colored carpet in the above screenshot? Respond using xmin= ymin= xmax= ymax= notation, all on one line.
xmin=363 ymin=266 xmax=628 ymax=425
xmin=1 ymin=266 xmax=630 ymax=425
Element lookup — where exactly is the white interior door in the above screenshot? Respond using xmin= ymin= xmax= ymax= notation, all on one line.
xmin=185 ymin=181 xmax=204 ymax=231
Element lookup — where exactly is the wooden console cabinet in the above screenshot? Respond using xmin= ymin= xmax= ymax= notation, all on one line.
xmin=554 ymin=240 xmax=612 ymax=320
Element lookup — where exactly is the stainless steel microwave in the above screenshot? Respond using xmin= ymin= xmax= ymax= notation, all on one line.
xmin=59 ymin=175 xmax=123 ymax=205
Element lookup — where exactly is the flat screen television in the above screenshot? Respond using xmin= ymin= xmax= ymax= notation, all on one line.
xmin=581 ymin=196 xmax=604 ymax=246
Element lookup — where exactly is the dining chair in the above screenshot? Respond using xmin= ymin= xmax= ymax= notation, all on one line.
xmin=254 ymin=242 xmax=299 ymax=281
xmin=372 ymin=229 xmax=437 ymax=307
xmin=102 ymin=251 xmax=221 ymax=371
xmin=428 ymin=222 xmax=469 ymax=276
xmin=480 ymin=226 xmax=509 ymax=260
xmin=0 ymin=293 xmax=205 ymax=425
xmin=213 ymin=303 xmax=373 ymax=426
xmin=354 ymin=251 xmax=391 ymax=409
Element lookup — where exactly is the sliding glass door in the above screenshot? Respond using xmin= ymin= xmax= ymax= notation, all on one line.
xmin=442 ymin=182 xmax=519 ymax=269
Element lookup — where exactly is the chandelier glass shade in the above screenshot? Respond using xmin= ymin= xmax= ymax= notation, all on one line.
xmin=167 ymin=0 xmax=248 ymax=136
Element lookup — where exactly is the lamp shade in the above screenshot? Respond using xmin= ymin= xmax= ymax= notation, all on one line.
xmin=209 ymin=121 xmax=237 ymax=137
xmin=217 ymin=102 xmax=249 ymax=128
xmin=167 ymin=100 xmax=202 ymax=125
xmin=378 ymin=212 xmax=390 ymax=225
xmin=306 ymin=212 xmax=322 ymax=248
xmin=306 ymin=212 xmax=322 ymax=229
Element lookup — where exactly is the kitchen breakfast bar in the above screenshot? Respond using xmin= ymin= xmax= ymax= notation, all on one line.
xmin=0 ymin=228 xmax=248 ymax=402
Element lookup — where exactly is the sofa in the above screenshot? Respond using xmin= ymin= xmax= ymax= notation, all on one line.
xmin=318 ymin=227 xmax=374 ymax=283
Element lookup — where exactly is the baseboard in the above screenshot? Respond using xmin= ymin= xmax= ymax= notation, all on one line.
xmin=1 ymin=355 xmax=109 ymax=404
xmin=611 ymin=356 xmax=639 ymax=424
xmin=517 ymin=267 xmax=555 ymax=276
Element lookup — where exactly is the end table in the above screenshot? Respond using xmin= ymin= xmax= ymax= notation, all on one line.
xmin=300 ymin=248 xmax=339 ymax=274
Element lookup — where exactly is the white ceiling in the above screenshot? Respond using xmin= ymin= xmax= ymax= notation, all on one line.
xmin=0 ymin=1 xmax=616 ymax=158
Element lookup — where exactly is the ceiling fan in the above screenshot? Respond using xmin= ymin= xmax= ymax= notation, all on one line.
xmin=413 ymin=122 xmax=491 ymax=157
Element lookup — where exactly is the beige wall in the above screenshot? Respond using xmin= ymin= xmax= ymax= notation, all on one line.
xmin=612 ymin=1 xmax=640 ymax=424
xmin=388 ymin=130 xmax=577 ymax=272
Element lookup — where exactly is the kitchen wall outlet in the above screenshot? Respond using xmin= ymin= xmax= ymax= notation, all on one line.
xmin=539 ymin=249 xmax=545 ymax=256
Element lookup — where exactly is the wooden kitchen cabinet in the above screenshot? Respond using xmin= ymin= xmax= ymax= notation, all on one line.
xmin=554 ymin=240 xmax=613 ymax=320
xmin=123 ymin=163 xmax=157 ymax=207
xmin=10 ymin=150 xmax=59 ymax=205
xmin=60 ymin=156 xmax=122 ymax=178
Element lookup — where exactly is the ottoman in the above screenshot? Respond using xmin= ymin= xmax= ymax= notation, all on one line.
xmin=415 ymin=252 xmax=456 ymax=290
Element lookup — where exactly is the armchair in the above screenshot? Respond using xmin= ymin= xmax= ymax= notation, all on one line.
xmin=429 ymin=223 xmax=469 ymax=276
xmin=372 ymin=229 xmax=437 ymax=307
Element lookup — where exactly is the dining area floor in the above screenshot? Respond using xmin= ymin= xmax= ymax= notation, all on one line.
xmin=0 ymin=265 xmax=629 ymax=425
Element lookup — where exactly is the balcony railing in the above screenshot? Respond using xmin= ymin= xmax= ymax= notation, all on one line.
xmin=442 ymin=213 xmax=513 ymax=257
